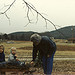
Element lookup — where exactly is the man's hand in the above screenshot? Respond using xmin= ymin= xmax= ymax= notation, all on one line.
xmin=16 ymin=59 xmax=19 ymax=61
xmin=30 ymin=61 xmax=34 ymax=65
xmin=15 ymin=54 xmax=17 ymax=57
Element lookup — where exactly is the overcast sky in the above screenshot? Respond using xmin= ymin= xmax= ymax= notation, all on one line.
xmin=0 ymin=0 xmax=75 ymax=34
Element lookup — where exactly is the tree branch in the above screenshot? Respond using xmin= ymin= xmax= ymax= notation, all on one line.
xmin=5 ymin=13 xmax=10 ymax=25
xmin=23 ymin=0 xmax=68 ymax=38
xmin=22 ymin=0 xmax=56 ymax=29
xmin=0 ymin=0 xmax=16 ymax=14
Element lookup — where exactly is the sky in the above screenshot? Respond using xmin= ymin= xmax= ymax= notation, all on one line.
xmin=0 ymin=0 xmax=75 ymax=34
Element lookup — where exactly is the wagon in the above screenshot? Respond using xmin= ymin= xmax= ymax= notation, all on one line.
xmin=0 ymin=61 xmax=31 ymax=75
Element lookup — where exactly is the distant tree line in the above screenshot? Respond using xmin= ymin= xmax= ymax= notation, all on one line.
xmin=0 ymin=26 xmax=75 ymax=41
xmin=7 ymin=32 xmax=52 ymax=41
xmin=8 ymin=33 xmax=31 ymax=41
xmin=0 ymin=34 xmax=8 ymax=40
xmin=0 ymin=32 xmax=35 ymax=41
xmin=8 ymin=32 xmax=35 ymax=41
xmin=0 ymin=32 xmax=52 ymax=41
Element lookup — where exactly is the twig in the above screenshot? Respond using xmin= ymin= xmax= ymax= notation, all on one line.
xmin=5 ymin=13 xmax=11 ymax=25
xmin=0 ymin=0 xmax=16 ymax=14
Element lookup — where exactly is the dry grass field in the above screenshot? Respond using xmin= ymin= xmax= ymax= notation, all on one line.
xmin=0 ymin=41 xmax=75 ymax=74
xmin=1 ymin=41 xmax=75 ymax=56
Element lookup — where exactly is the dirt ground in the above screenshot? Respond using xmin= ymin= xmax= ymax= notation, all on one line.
xmin=1 ymin=60 xmax=75 ymax=75
xmin=1 ymin=42 xmax=75 ymax=74
xmin=30 ymin=60 xmax=75 ymax=74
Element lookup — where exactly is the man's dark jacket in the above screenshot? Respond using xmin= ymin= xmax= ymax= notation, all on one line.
xmin=32 ymin=36 xmax=56 ymax=61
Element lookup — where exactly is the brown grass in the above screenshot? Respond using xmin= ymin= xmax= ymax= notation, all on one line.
xmin=0 ymin=41 xmax=75 ymax=56
xmin=57 ymin=45 xmax=75 ymax=51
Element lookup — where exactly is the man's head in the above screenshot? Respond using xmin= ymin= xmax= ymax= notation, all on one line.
xmin=30 ymin=34 xmax=42 ymax=45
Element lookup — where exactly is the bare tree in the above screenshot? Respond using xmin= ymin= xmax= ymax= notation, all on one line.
xmin=0 ymin=0 xmax=67 ymax=38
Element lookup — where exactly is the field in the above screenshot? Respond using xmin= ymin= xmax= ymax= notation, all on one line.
xmin=0 ymin=41 xmax=75 ymax=74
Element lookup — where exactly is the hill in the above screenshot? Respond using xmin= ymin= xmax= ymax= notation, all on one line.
xmin=49 ymin=26 xmax=75 ymax=39
xmin=8 ymin=26 xmax=75 ymax=40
